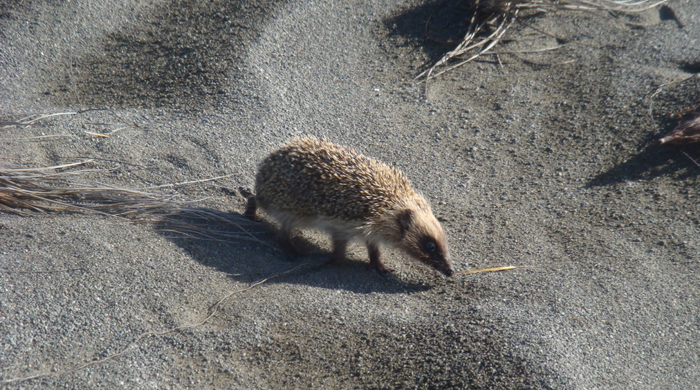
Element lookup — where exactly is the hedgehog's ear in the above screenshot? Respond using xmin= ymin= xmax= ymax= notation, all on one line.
xmin=397 ymin=209 xmax=413 ymax=237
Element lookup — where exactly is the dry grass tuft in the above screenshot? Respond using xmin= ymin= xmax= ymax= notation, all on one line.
xmin=658 ymin=110 xmax=700 ymax=146
xmin=0 ymin=162 xmax=265 ymax=244
xmin=419 ymin=0 xmax=669 ymax=80
xmin=0 ymin=160 xmax=158 ymax=216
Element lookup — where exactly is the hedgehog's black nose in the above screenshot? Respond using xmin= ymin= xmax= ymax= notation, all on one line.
xmin=442 ymin=267 xmax=454 ymax=277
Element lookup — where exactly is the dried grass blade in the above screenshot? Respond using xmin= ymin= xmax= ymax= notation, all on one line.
xmin=18 ymin=112 xmax=79 ymax=124
xmin=457 ymin=266 xmax=519 ymax=274
xmin=6 ymin=160 xmax=94 ymax=172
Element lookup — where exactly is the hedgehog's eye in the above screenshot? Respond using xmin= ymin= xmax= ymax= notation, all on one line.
xmin=424 ymin=240 xmax=437 ymax=253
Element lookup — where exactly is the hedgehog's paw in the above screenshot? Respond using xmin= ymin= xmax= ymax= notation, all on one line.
xmin=370 ymin=261 xmax=395 ymax=275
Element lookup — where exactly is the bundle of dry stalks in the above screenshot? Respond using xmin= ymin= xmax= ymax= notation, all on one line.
xmin=658 ymin=110 xmax=700 ymax=146
xmin=0 ymin=162 xmax=263 ymax=244
xmin=419 ymin=0 xmax=669 ymax=80
xmin=0 ymin=161 xmax=163 ymax=216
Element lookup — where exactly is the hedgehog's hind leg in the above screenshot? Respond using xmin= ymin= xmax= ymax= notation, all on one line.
xmin=328 ymin=233 xmax=348 ymax=264
xmin=277 ymin=217 xmax=301 ymax=260
xmin=368 ymin=243 xmax=394 ymax=275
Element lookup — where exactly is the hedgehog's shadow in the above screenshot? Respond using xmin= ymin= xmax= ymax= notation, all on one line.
xmin=155 ymin=209 xmax=432 ymax=294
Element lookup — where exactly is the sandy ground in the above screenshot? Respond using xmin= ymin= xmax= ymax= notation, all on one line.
xmin=1 ymin=0 xmax=699 ymax=388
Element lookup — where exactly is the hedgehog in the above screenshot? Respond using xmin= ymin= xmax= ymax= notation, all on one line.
xmin=245 ymin=137 xmax=454 ymax=277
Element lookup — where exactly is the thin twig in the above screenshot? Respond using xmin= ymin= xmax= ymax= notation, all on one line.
xmin=508 ymin=52 xmax=576 ymax=66
xmin=0 ymin=268 xmax=86 ymax=274
xmin=139 ymin=173 xmax=237 ymax=190
xmin=0 ymin=135 xmax=77 ymax=141
xmin=18 ymin=112 xmax=80 ymax=124
xmin=426 ymin=16 xmax=515 ymax=81
xmin=483 ymin=45 xmax=565 ymax=55
xmin=649 ymin=75 xmax=699 ymax=125
xmin=108 ymin=126 xmax=130 ymax=135
xmin=457 ymin=265 xmax=530 ymax=274
xmin=682 ymin=151 xmax=700 ymax=168
xmin=5 ymin=160 xmax=94 ymax=172
xmin=647 ymin=85 xmax=666 ymax=118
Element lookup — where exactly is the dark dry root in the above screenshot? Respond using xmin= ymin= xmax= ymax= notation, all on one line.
xmin=244 ymin=196 xmax=257 ymax=221
xmin=368 ymin=243 xmax=394 ymax=275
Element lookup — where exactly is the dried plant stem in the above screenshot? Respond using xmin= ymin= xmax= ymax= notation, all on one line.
xmin=0 ymin=134 xmax=76 ymax=141
xmin=139 ymin=173 xmax=237 ymax=190
xmin=424 ymin=15 xmax=516 ymax=81
xmin=7 ymin=160 xmax=94 ymax=172
xmin=16 ymin=111 xmax=80 ymax=124
xmin=682 ymin=151 xmax=700 ymax=168
xmin=457 ymin=265 xmax=526 ymax=274
xmin=419 ymin=0 xmax=668 ymax=81
xmin=0 ymin=268 xmax=86 ymax=274
xmin=483 ymin=45 xmax=564 ymax=55
xmin=2 ymin=109 xmax=151 ymax=141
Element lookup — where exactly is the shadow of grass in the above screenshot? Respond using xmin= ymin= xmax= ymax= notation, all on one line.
xmin=384 ymin=0 xmax=475 ymax=65
xmin=588 ymin=144 xmax=700 ymax=187
xmin=589 ymin=76 xmax=700 ymax=186
xmin=383 ymin=0 xmax=551 ymax=71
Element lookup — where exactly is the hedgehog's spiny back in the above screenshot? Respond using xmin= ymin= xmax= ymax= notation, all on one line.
xmin=255 ymin=137 xmax=417 ymax=221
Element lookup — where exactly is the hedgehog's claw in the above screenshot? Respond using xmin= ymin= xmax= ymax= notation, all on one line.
xmin=368 ymin=243 xmax=394 ymax=275
xmin=372 ymin=262 xmax=395 ymax=275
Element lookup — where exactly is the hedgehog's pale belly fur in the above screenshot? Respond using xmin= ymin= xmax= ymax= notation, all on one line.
xmin=249 ymin=136 xmax=453 ymax=276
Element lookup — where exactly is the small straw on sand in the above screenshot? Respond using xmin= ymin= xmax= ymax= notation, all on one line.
xmin=457 ymin=265 xmax=521 ymax=274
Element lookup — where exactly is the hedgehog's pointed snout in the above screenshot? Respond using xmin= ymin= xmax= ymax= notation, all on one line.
xmin=441 ymin=260 xmax=455 ymax=277
xmin=441 ymin=251 xmax=454 ymax=277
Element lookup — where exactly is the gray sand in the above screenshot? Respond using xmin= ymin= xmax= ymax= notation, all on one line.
xmin=1 ymin=0 xmax=698 ymax=388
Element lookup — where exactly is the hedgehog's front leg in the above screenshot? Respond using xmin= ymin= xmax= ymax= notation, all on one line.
xmin=368 ymin=243 xmax=394 ymax=275
xmin=278 ymin=220 xmax=300 ymax=259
